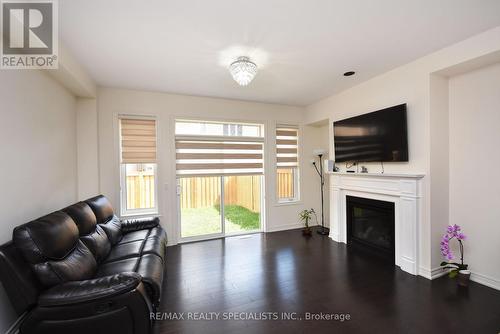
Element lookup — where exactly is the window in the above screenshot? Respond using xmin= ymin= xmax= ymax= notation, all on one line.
xmin=175 ymin=120 xmax=263 ymax=138
xmin=119 ymin=118 xmax=158 ymax=216
xmin=276 ymin=126 xmax=299 ymax=203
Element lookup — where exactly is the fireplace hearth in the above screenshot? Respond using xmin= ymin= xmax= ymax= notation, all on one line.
xmin=346 ymin=195 xmax=395 ymax=260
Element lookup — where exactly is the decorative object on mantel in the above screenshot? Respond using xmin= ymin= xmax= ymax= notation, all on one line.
xmin=440 ymin=224 xmax=470 ymax=286
xmin=360 ymin=166 xmax=368 ymax=173
xmin=299 ymin=208 xmax=317 ymax=237
xmin=312 ymin=148 xmax=329 ymax=235
xmin=324 ymin=159 xmax=338 ymax=173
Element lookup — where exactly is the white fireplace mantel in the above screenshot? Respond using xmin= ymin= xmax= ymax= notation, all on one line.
xmin=328 ymin=172 xmax=424 ymax=275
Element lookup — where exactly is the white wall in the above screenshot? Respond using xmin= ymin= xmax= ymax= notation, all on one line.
xmin=0 ymin=70 xmax=77 ymax=332
xmin=0 ymin=71 xmax=78 ymax=239
xmin=76 ymin=98 xmax=99 ymax=199
xmin=429 ymin=74 xmax=450 ymax=278
xmin=305 ymin=27 xmax=500 ymax=277
xmin=448 ymin=63 xmax=500 ymax=289
xmin=302 ymin=123 xmax=330 ymax=227
xmin=96 ymin=87 xmax=311 ymax=245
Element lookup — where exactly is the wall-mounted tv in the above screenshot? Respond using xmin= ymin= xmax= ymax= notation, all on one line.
xmin=333 ymin=104 xmax=408 ymax=163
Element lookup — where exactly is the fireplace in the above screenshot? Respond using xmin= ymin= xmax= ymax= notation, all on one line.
xmin=346 ymin=196 xmax=395 ymax=259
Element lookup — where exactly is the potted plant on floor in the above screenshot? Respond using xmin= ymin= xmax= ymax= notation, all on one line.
xmin=299 ymin=208 xmax=316 ymax=237
xmin=440 ymin=224 xmax=470 ymax=286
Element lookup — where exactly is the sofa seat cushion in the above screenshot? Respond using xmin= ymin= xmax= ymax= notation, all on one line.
xmin=104 ymin=228 xmax=166 ymax=264
xmin=119 ymin=229 xmax=150 ymax=244
xmin=103 ymin=241 xmax=143 ymax=263
xmin=147 ymin=226 xmax=166 ymax=240
xmin=96 ymin=257 xmax=140 ymax=277
xmin=142 ymin=237 xmax=166 ymax=262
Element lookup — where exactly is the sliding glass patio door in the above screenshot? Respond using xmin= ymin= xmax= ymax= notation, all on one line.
xmin=174 ymin=119 xmax=265 ymax=241
xmin=178 ymin=175 xmax=262 ymax=241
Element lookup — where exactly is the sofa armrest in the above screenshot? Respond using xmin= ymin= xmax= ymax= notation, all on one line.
xmin=121 ymin=217 xmax=159 ymax=233
xmin=38 ymin=272 xmax=141 ymax=307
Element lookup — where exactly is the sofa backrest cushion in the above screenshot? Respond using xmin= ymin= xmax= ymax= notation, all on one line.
xmin=84 ymin=195 xmax=123 ymax=245
xmin=14 ymin=211 xmax=79 ymax=262
xmin=63 ymin=202 xmax=97 ymax=235
xmin=31 ymin=240 xmax=97 ymax=287
xmin=13 ymin=211 xmax=97 ymax=287
xmin=63 ymin=202 xmax=111 ymax=263
xmin=85 ymin=195 xmax=114 ymax=224
xmin=99 ymin=215 xmax=123 ymax=245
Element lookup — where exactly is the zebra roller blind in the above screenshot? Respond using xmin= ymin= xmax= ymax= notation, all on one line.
xmin=276 ymin=126 xmax=298 ymax=167
xmin=120 ymin=118 xmax=157 ymax=163
xmin=176 ymin=138 xmax=264 ymax=176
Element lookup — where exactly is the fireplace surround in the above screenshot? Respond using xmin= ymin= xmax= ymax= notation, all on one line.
xmin=329 ymin=172 xmax=424 ymax=275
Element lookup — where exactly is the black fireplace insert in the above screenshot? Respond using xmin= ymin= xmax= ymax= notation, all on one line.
xmin=346 ymin=196 xmax=395 ymax=260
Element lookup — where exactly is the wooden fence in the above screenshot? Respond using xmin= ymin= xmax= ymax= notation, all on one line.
xmin=179 ymin=176 xmax=261 ymax=212
xmin=277 ymin=168 xmax=294 ymax=199
xmin=126 ymin=174 xmax=155 ymax=209
xmin=127 ymin=169 xmax=294 ymax=212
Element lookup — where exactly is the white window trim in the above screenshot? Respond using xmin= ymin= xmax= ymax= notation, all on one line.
xmin=120 ymin=163 xmax=159 ymax=217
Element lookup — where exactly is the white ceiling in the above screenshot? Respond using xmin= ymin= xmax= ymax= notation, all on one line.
xmin=59 ymin=0 xmax=500 ymax=106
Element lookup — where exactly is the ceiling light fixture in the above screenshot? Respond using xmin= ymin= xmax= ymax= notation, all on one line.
xmin=343 ymin=71 xmax=355 ymax=76
xmin=229 ymin=56 xmax=258 ymax=86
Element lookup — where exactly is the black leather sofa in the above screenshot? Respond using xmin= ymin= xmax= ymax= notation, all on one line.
xmin=0 ymin=195 xmax=166 ymax=334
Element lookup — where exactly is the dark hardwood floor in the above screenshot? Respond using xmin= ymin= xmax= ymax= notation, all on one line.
xmin=156 ymin=228 xmax=500 ymax=334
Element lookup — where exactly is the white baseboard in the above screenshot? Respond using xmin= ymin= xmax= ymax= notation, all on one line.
xmin=470 ymin=271 xmax=500 ymax=291
xmin=419 ymin=266 xmax=447 ymax=280
xmin=329 ymin=231 xmax=340 ymax=242
xmin=419 ymin=266 xmax=500 ymax=290
xmin=266 ymin=223 xmax=304 ymax=233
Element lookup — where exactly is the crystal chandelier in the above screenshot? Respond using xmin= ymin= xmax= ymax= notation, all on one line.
xmin=229 ymin=56 xmax=258 ymax=86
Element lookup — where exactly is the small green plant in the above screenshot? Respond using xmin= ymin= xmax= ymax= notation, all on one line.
xmin=299 ymin=208 xmax=316 ymax=228
xmin=299 ymin=208 xmax=317 ymax=236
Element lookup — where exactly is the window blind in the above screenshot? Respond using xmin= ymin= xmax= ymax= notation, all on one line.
xmin=276 ymin=126 xmax=298 ymax=167
xmin=120 ymin=118 xmax=157 ymax=163
xmin=175 ymin=138 xmax=264 ymax=176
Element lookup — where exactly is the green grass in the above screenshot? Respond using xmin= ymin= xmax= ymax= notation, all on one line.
xmin=216 ymin=205 xmax=260 ymax=231
xmin=181 ymin=205 xmax=260 ymax=238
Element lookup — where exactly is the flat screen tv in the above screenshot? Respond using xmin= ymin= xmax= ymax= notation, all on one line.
xmin=333 ymin=104 xmax=408 ymax=163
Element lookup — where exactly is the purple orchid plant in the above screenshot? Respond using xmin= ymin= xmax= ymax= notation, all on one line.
xmin=440 ymin=224 xmax=468 ymax=278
